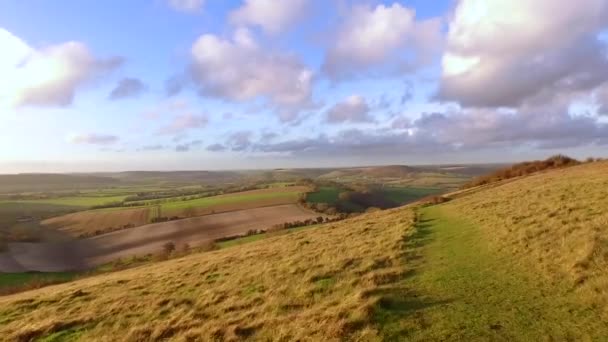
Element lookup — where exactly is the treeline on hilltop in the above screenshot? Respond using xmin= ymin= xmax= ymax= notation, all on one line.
xmin=462 ymin=155 xmax=602 ymax=189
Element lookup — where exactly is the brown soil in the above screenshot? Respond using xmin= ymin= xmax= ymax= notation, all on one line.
xmin=0 ymin=204 xmax=321 ymax=272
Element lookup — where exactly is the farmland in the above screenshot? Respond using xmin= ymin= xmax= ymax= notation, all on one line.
xmin=0 ymin=204 xmax=323 ymax=272
xmin=42 ymin=207 xmax=152 ymax=237
xmin=40 ymin=186 xmax=310 ymax=238
xmin=1 ymin=161 xmax=607 ymax=340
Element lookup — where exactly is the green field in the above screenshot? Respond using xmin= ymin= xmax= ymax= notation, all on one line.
xmin=1 ymin=195 xmax=128 ymax=208
xmin=306 ymin=186 xmax=341 ymax=204
xmin=160 ymin=190 xmax=302 ymax=212
xmin=380 ymin=186 xmax=441 ymax=204
xmin=0 ymin=272 xmax=78 ymax=294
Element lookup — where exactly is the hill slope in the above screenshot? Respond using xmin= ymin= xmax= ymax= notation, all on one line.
xmin=2 ymin=161 xmax=608 ymax=340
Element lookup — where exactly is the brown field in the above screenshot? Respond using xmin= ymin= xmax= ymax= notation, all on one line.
xmin=42 ymin=207 xmax=151 ymax=238
xmin=0 ymin=204 xmax=322 ymax=272
xmin=42 ymin=186 xmax=310 ymax=238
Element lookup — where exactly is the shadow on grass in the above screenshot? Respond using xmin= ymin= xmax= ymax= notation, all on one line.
xmin=372 ymin=213 xmax=452 ymax=339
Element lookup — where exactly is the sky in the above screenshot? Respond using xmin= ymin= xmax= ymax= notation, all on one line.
xmin=1 ymin=0 xmax=608 ymax=173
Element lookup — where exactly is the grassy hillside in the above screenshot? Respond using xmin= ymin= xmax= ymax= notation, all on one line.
xmin=3 ymin=161 xmax=608 ymax=340
xmin=0 ymin=209 xmax=415 ymax=341
xmin=444 ymin=160 xmax=608 ymax=317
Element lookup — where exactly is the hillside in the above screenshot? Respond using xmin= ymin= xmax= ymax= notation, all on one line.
xmin=2 ymin=161 xmax=608 ymax=340
xmin=0 ymin=174 xmax=119 ymax=193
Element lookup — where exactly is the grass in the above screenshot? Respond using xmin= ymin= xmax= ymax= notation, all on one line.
xmin=0 ymin=272 xmax=79 ymax=296
xmin=3 ymin=161 xmax=608 ymax=340
xmin=3 ymin=195 xmax=128 ymax=208
xmin=216 ymin=225 xmax=312 ymax=249
xmin=0 ymin=208 xmax=416 ymax=341
xmin=375 ymin=205 xmax=608 ymax=340
xmin=151 ymin=187 xmax=309 ymax=217
xmin=380 ymin=186 xmax=441 ymax=204
xmin=306 ymin=186 xmax=341 ymax=204
xmin=444 ymin=160 xmax=608 ymax=316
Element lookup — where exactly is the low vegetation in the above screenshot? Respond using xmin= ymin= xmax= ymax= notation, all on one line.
xmin=447 ymin=160 xmax=608 ymax=318
xmin=0 ymin=208 xmax=417 ymax=340
xmin=462 ymin=154 xmax=580 ymax=188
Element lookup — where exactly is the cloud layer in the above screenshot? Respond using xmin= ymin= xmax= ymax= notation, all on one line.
xmin=323 ymin=3 xmax=442 ymax=79
xmin=438 ymin=0 xmax=608 ymax=107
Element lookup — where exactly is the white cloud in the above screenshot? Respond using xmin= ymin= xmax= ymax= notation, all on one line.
xmin=190 ymin=28 xmax=314 ymax=119
xmin=68 ymin=133 xmax=119 ymax=145
xmin=167 ymin=0 xmax=204 ymax=13
xmin=0 ymin=28 xmax=122 ymax=109
xmin=230 ymin=0 xmax=309 ymax=34
xmin=325 ymin=95 xmax=372 ymax=123
xmin=322 ymin=3 xmax=442 ymax=79
xmin=439 ymin=0 xmax=608 ymax=107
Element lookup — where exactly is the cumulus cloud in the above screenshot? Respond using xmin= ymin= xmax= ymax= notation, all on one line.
xmin=108 ymin=77 xmax=147 ymax=100
xmin=322 ymin=3 xmax=442 ymax=79
xmin=438 ymin=0 xmax=608 ymax=107
xmin=189 ymin=28 xmax=314 ymax=120
xmin=230 ymin=0 xmax=309 ymax=34
xmin=158 ymin=113 xmax=208 ymax=135
xmin=325 ymin=95 xmax=372 ymax=123
xmin=0 ymin=28 xmax=123 ymax=108
xmin=167 ymin=0 xmax=204 ymax=13
xmin=68 ymin=133 xmax=119 ymax=145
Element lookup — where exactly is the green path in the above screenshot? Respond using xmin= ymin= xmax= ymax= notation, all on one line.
xmin=377 ymin=205 xmax=608 ymax=341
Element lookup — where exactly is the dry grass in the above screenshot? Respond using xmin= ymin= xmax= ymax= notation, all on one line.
xmin=0 ymin=208 xmax=415 ymax=341
xmin=444 ymin=160 xmax=608 ymax=317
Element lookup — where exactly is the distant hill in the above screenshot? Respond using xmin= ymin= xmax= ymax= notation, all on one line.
xmin=318 ymin=165 xmax=415 ymax=179
xmin=360 ymin=165 xmax=416 ymax=178
xmin=0 ymin=174 xmax=119 ymax=193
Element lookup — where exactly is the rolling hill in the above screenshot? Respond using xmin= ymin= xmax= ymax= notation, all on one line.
xmin=2 ymin=161 xmax=608 ymax=340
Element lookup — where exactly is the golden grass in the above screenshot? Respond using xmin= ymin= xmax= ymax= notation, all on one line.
xmin=0 ymin=208 xmax=415 ymax=341
xmin=443 ymin=160 xmax=608 ymax=317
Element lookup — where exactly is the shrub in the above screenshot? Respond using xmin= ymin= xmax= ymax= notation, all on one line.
xmin=163 ymin=241 xmax=176 ymax=255
xmin=462 ymin=155 xmax=580 ymax=189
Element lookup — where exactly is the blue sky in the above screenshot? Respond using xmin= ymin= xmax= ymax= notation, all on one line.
xmin=1 ymin=0 xmax=607 ymax=172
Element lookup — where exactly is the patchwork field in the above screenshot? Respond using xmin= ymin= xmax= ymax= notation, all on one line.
xmin=160 ymin=186 xmax=309 ymax=216
xmin=40 ymin=187 xmax=310 ymax=237
xmin=0 ymin=204 xmax=322 ymax=272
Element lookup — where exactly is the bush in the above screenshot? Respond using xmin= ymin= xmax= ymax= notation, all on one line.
xmin=163 ymin=241 xmax=176 ymax=254
xmin=462 ymin=155 xmax=581 ymax=189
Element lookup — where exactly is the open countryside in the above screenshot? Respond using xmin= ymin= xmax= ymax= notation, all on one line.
xmin=2 ymin=0 xmax=608 ymax=340
xmin=2 ymin=159 xmax=608 ymax=340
